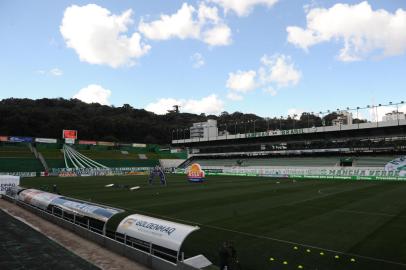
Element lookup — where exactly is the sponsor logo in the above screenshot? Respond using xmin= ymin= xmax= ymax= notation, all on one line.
xmin=123 ymin=218 xmax=176 ymax=236
xmin=187 ymin=163 xmax=205 ymax=182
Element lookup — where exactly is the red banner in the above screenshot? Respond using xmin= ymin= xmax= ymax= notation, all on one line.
xmin=0 ymin=136 xmax=8 ymax=142
xmin=63 ymin=130 xmax=77 ymax=139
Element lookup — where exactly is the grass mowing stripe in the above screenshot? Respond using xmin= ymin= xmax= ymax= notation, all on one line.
xmin=21 ymin=175 xmax=406 ymax=270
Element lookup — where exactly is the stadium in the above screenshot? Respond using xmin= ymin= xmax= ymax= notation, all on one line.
xmin=1 ymin=101 xmax=406 ymax=270
xmin=2 ymin=1 xmax=406 ymax=270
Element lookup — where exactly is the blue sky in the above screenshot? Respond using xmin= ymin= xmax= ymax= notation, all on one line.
xmin=1 ymin=0 xmax=406 ymax=118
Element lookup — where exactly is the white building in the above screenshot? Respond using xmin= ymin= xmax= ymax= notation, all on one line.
xmin=332 ymin=111 xmax=353 ymax=126
xmin=383 ymin=111 xmax=406 ymax=122
xmin=190 ymin=119 xmax=218 ymax=139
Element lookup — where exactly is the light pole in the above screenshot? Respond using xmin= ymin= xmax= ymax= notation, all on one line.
xmin=399 ymin=101 xmax=404 ymax=126
xmin=376 ymin=104 xmax=381 ymax=127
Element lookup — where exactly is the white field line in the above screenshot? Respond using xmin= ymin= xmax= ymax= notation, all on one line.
xmin=131 ymin=207 xmax=406 ymax=267
xmin=121 ymin=182 xmax=406 ymax=267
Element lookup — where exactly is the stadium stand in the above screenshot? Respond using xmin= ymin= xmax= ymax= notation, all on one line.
xmin=0 ymin=143 xmax=43 ymax=172
xmin=173 ymin=118 xmax=406 ymax=169
xmin=183 ymin=155 xmax=400 ymax=168
xmin=35 ymin=143 xmax=184 ymax=169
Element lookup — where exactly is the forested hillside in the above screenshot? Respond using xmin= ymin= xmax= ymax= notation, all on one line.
xmin=0 ymin=98 xmax=357 ymax=144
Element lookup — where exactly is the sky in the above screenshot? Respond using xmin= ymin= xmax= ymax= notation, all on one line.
xmin=1 ymin=0 xmax=406 ymax=118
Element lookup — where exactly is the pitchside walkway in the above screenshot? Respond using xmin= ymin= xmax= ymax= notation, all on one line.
xmin=0 ymin=209 xmax=99 ymax=270
xmin=0 ymin=199 xmax=151 ymax=270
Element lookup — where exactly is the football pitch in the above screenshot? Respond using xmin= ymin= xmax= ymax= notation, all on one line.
xmin=21 ymin=175 xmax=406 ymax=270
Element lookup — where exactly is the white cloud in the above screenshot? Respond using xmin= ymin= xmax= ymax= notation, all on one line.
xmin=36 ymin=70 xmax=46 ymax=75
xmin=36 ymin=68 xmax=63 ymax=76
xmin=139 ymin=3 xmax=200 ymax=40
xmin=208 ymin=0 xmax=278 ymax=16
xmin=202 ymin=23 xmax=232 ymax=46
xmin=49 ymin=68 xmax=63 ymax=76
xmin=287 ymin=1 xmax=406 ymax=61
xmin=263 ymin=87 xmax=277 ymax=96
xmin=191 ymin=53 xmax=205 ymax=68
xmin=139 ymin=3 xmax=231 ymax=46
xmin=370 ymin=104 xmax=406 ymax=122
xmin=226 ymin=92 xmax=244 ymax=101
xmin=287 ymin=108 xmax=305 ymax=118
xmin=73 ymin=84 xmax=112 ymax=105
xmin=259 ymin=54 xmax=301 ymax=87
xmin=226 ymin=70 xmax=257 ymax=93
xmin=60 ymin=4 xmax=150 ymax=68
xmin=226 ymin=54 xmax=301 ymax=100
xmin=145 ymin=94 xmax=224 ymax=115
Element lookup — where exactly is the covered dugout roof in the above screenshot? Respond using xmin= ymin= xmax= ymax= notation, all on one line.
xmin=18 ymin=189 xmax=123 ymax=222
xmin=117 ymin=214 xmax=199 ymax=253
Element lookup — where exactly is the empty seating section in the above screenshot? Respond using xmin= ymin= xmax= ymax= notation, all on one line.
xmin=95 ymin=159 xmax=159 ymax=167
xmin=191 ymin=155 xmax=399 ymax=168
xmin=353 ymin=156 xmax=397 ymax=167
xmin=36 ymin=143 xmax=64 ymax=169
xmin=192 ymin=157 xmax=339 ymax=167
xmin=0 ymin=143 xmax=43 ymax=172
xmin=35 ymin=144 xmax=166 ymax=168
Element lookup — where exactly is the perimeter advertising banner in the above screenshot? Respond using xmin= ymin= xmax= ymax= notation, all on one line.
xmin=79 ymin=140 xmax=97 ymax=145
xmin=0 ymin=136 xmax=8 ymax=142
xmin=385 ymin=156 xmax=406 ymax=176
xmin=0 ymin=175 xmax=20 ymax=195
xmin=132 ymin=143 xmax=147 ymax=148
xmin=97 ymin=141 xmax=115 ymax=146
xmin=9 ymin=136 xmax=33 ymax=143
xmin=35 ymin=138 xmax=57 ymax=144
xmin=117 ymin=214 xmax=199 ymax=252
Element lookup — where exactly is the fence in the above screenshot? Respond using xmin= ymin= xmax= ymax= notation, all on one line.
xmin=177 ymin=166 xmax=406 ymax=181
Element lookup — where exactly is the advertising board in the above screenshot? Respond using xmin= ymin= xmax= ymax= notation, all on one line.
xmin=9 ymin=136 xmax=33 ymax=143
xmin=35 ymin=138 xmax=57 ymax=144
xmin=187 ymin=163 xmax=205 ymax=182
xmin=97 ymin=141 xmax=115 ymax=146
xmin=0 ymin=175 xmax=20 ymax=195
xmin=132 ymin=143 xmax=147 ymax=148
xmin=62 ymin=130 xmax=78 ymax=139
xmin=0 ymin=136 xmax=8 ymax=142
xmin=79 ymin=140 xmax=97 ymax=145
xmin=385 ymin=156 xmax=406 ymax=176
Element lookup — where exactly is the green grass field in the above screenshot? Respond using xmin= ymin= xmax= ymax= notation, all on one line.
xmin=21 ymin=175 xmax=406 ymax=270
